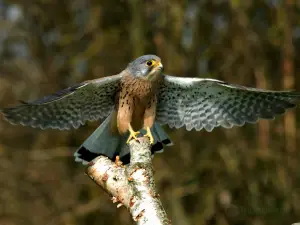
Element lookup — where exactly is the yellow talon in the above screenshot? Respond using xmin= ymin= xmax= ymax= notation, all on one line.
xmin=127 ymin=124 xmax=140 ymax=144
xmin=144 ymin=126 xmax=154 ymax=144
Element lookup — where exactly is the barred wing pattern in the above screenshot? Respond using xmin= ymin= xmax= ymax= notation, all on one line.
xmin=156 ymin=75 xmax=300 ymax=132
xmin=1 ymin=74 xmax=123 ymax=130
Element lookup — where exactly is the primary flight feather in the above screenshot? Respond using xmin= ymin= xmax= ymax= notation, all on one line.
xmin=1 ymin=55 xmax=299 ymax=164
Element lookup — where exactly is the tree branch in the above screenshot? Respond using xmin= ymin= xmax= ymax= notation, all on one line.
xmin=86 ymin=137 xmax=170 ymax=225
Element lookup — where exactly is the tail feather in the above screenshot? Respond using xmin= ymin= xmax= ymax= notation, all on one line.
xmin=74 ymin=113 xmax=172 ymax=165
xmin=149 ymin=123 xmax=173 ymax=153
xmin=152 ymin=123 xmax=173 ymax=146
xmin=74 ymin=114 xmax=123 ymax=164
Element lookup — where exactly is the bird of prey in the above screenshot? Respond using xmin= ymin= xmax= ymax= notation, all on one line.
xmin=1 ymin=55 xmax=300 ymax=164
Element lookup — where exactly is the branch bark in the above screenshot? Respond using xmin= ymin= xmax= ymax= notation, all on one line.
xmin=86 ymin=137 xmax=170 ymax=225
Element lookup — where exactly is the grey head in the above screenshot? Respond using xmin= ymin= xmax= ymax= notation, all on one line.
xmin=126 ymin=55 xmax=163 ymax=79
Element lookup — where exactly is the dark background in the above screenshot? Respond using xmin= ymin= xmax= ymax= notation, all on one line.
xmin=0 ymin=0 xmax=300 ymax=225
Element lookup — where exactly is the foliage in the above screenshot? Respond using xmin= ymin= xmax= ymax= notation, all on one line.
xmin=0 ymin=0 xmax=300 ymax=224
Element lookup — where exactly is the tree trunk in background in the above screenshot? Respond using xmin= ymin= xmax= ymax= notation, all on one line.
xmin=255 ymin=66 xmax=270 ymax=152
xmin=281 ymin=0 xmax=296 ymax=153
xmin=129 ymin=0 xmax=145 ymax=57
xmin=1 ymin=1 xmax=300 ymax=225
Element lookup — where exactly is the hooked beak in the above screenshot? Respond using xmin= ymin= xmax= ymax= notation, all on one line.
xmin=155 ymin=61 xmax=163 ymax=71
xmin=146 ymin=61 xmax=163 ymax=81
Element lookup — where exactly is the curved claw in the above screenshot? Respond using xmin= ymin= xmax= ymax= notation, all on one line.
xmin=126 ymin=131 xmax=140 ymax=144
xmin=144 ymin=126 xmax=154 ymax=144
xmin=126 ymin=124 xmax=140 ymax=144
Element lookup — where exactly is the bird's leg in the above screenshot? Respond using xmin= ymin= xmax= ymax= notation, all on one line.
xmin=126 ymin=123 xmax=140 ymax=144
xmin=144 ymin=126 xmax=154 ymax=144
xmin=143 ymin=96 xmax=156 ymax=145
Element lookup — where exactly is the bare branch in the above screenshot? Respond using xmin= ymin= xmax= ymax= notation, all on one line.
xmin=86 ymin=137 xmax=170 ymax=225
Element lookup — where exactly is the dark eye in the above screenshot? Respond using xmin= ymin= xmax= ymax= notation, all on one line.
xmin=146 ymin=60 xmax=153 ymax=66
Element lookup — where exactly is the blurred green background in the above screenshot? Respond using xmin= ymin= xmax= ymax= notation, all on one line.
xmin=0 ymin=0 xmax=300 ymax=224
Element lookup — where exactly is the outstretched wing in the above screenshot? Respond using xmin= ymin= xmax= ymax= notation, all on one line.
xmin=1 ymin=74 xmax=123 ymax=130
xmin=156 ymin=75 xmax=300 ymax=132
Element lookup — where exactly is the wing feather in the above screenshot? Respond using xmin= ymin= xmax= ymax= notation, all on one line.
xmin=1 ymin=74 xmax=122 ymax=129
xmin=156 ymin=75 xmax=300 ymax=131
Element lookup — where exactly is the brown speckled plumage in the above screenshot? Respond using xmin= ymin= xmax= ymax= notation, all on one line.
xmin=115 ymin=71 xmax=162 ymax=134
xmin=3 ymin=54 xmax=300 ymax=165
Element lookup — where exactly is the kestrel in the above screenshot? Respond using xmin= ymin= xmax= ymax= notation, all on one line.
xmin=1 ymin=55 xmax=300 ymax=164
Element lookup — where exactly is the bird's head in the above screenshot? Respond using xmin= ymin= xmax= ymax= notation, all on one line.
xmin=126 ymin=55 xmax=163 ymax=80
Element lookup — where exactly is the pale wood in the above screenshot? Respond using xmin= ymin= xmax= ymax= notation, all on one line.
xmin=86 ymin=137 xmax=170 ymax=225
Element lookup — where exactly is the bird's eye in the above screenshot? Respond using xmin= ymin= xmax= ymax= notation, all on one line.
xmin=146 ymin=60 xmax=153 ymax=66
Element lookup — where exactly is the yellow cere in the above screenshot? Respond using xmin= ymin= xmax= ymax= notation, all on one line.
xmin=146 ymin=60 xmax=161 ymax=68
